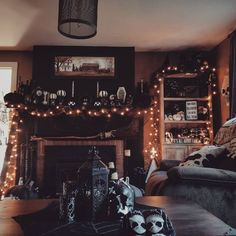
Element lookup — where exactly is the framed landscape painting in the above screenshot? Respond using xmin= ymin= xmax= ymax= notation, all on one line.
xmin=54 ymin=56 xmax=115 ymax=78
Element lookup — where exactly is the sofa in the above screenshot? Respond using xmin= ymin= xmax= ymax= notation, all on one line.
xmin=146 ymin=118 xmax=236 ymax=228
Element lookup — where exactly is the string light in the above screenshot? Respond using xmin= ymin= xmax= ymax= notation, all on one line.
xmin=0 ymin=109 xmax=21 ymax=198
xmin=143 ymin=59 xmax=217 ymax=167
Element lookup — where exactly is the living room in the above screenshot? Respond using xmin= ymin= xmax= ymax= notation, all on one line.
xmin=0 ymin=0 xmax=236 ymax=235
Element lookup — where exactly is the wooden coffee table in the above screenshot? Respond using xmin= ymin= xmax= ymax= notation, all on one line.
xmin=136 ymin=196 xmax=235 ymax=236
xmin=0 ymin=197 xmax=235 ymax=236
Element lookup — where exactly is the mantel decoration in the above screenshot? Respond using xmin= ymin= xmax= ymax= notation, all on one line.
xmin=3 ymin=80 xmax=151 ymax=119
xmin=144 ymin=55 xmax=217 ymax=165
xmin=58 ymin=0 xmax=98 ymax=39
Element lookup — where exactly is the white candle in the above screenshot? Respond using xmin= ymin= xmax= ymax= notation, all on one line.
xmin=108 ymin=162 xmax=115 ymax=169
xmin=124 ymin=149 xmax=131 ymax=157
xmin=72 ymin=80 xmax=75 ymax=98
xmin=96 ymin=81 xmax=99 ymax=98
xmin=111 ymin=172 xmax=118 ymax=180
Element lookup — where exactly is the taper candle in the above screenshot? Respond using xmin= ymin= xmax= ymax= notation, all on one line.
xmin=96 ymin=81 xmax=99 ymax=98
xmin=72 ymin=80 xmax=75 ymax=98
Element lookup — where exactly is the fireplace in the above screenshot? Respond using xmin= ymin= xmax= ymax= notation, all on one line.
xmin=35 ymin=138 xmax=124 ymax=196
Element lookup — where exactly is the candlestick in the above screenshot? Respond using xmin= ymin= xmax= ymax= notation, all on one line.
xmin=96 ymin=81 xmax=99 ymax=98
xmin=141 ymin=79 xmax=144 ymax=93
xmin=72 ymin=80 xmax=75 ymax=98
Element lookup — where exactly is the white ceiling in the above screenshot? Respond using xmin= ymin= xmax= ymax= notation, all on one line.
xmin=1 ymin=0 xmax=236 ymax=52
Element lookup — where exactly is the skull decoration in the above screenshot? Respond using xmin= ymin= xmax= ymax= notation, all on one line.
xmin=93 ymin=99 xmax=102 ymax=108
xmin=115 ymin=179 xmax=134 ymax=216
xmin=81 ymin=96 xmax=90 ymax=109
xmin=108 ymin=178 xmax=134 ymax=218
xmin=145 ymin=209 xmax=164 ymax=234
xmin=128 ymin=210 xmax=146 ymax=235
xmin=31 ymin=86 xmax=44 ymax=104
xmin=68 ymin=99 xmax=76 ymax=108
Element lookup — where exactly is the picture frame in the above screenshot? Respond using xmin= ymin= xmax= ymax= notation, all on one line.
xmin=54 ymin=56 xmax=115 ymax=79
xmin=186 ymin=101 xmax=198 ymax=120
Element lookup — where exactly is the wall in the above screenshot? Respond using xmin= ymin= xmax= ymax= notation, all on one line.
xmin=0 ymin=49 xmax=224 ymax=172
xmin=214 ymin=38 xmax=230 ymax=125
xmin=135 ymin=52 xmax=166 ymax=169
xmin=0 ymin=51 xmax=32 ymax=84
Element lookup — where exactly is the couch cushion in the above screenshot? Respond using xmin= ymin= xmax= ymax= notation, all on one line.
xmin=179 ymin=145 xmax=226 ymax=168
xmin=214 ymin=118 xmax=236 ymax=158
xmin=167 ymin=166 xmax=236 ymax=186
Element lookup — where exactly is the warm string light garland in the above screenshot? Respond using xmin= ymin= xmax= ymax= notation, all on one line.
xmin=0 ymin=110 xmax=21 ymax=198
xmin=144 ymin=83 xmax=161 ymax=164
xmin=4 ymin=103 xmax=149 ymax=119
xmin=144 ymin=60 xmax=217 ymax=167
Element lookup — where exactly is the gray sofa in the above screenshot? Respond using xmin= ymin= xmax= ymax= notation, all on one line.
xmin=145 ymin=160 xmax=236 ymax=228
xmin=146 ymin=118 xmax=236 ymax=228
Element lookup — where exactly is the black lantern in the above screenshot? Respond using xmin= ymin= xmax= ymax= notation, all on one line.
xmin=58 ymin=0 xmax=98 ymax=39
xmin=76 ymin=146 xmax=109 ymax=221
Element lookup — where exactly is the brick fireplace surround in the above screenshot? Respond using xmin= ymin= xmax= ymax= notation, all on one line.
xmin=34 ymin=137 xmax=124 ymax=195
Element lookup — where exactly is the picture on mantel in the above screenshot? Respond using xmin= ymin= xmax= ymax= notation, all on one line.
xmin=54 ymin=56 xmax=115 ymax=78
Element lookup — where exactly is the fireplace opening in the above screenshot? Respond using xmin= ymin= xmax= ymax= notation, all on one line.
xmin=34 ymin=138 xmax=124 ymax=197
xmin=43 ymin=145 xmax=116 ymax=196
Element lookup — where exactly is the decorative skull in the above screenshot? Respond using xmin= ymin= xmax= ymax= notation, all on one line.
xmin=108 ymin=179 xmax=134 ymax=218
xmin=81 ymin=96 xmax=90 ymax=108
xmin=128 ymin=210 xmax=146 ymax=235
xmin=116 ymin=179 xmax=134 ymax=216
xmin=93 ymin=100 xmax=102 ymax=108
xmin=145 ymin=209 xmax=164 ymax=234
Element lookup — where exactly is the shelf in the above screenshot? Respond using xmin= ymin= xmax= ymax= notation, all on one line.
xmin=165 ymin=73 xmax=198 ymax=78
xmin=164 ymin=97 xmax=209 ymax=101
xmin=164 ymin=143 xmax=204 ymax=146
xmin=164 ymin=120 xmax=211 ymax=124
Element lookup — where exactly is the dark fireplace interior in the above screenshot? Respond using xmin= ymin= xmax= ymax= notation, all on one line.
xmin=43 ymin=145 xmax=116 ymax=197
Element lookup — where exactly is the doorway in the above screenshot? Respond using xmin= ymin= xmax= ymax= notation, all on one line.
xmin=0 ymin=62 xmax=18 ymax=175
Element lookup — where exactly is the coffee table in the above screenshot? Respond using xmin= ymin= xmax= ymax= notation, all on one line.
xmin=0 ymin=197 xmax=235 ymax=236
xmin=136 ymin=196 xmax=236 ymax=236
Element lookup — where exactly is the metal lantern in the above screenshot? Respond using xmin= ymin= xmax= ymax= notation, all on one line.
xmin=76 ymin=146 xmax=109 ymax=221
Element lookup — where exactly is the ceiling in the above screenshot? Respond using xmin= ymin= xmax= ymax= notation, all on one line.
xmin=1 ymin=0 xmax=236 ymax=52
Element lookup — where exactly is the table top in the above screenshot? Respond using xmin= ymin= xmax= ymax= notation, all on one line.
xmin=136 ymin=196 xmax=235 ymax=236
xmin=0 ymin=196 xmax=235 ymax=236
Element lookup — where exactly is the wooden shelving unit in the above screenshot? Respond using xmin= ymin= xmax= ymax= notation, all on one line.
xmin=159 ymin=73 xmax=214 ymax=161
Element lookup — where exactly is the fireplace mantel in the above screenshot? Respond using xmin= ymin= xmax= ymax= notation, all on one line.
xmin=34 ymin=137 xmax=124 ymax=190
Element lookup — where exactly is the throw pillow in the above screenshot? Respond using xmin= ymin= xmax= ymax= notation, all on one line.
xmin=179 ymin=145 xmax=226 ymax=168
xmin=228 ymin=137 xmax=236 ymax=159
xmin=222 ymin=117 xmax=236 ymax=127
xmin=214 ymin=120 xmax=236 ymax=156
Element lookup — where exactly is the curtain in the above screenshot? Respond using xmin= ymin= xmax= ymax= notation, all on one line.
xmin=229 ymin=31 xmax=236 ymax=118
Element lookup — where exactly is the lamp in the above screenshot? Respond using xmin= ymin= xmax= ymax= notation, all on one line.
xmin=58 ymin=0 xmax=98 ymax=39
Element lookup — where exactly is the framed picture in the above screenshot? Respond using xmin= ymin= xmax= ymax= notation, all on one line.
xmin=186 ymin=101 xmax=198 ymax=120
xmin=54 ymin=56 xmax=115 ymax=78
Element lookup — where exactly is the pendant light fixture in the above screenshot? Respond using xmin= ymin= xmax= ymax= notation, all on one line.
xmin=58 ymin=0 xmax=98 ymax=39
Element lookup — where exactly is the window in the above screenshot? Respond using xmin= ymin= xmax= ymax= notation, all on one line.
xmin=0 ymin=62 xmax=17 ymax=174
